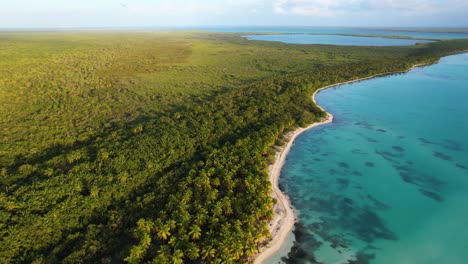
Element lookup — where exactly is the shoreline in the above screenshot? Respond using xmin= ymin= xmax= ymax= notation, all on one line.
xmin=252 ymin=90 xmax=333 ymax=264
xmin=251 ymin=56 xmax=457 ymax=264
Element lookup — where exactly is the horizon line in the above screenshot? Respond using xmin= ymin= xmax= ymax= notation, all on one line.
xmin=1 ymin=25 xmax=468 ymax=32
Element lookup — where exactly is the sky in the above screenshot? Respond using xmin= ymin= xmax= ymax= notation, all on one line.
xmin=1 ymin=0 xmax=468 ymax=28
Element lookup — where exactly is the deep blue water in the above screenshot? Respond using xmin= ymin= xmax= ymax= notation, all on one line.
xmin=269 ymin=52 xmax=468 ymax=264
xmin=244 ymin=34 xmax=434 ymax=46
xmin=201 ymin=27 xmax=468 ymax=39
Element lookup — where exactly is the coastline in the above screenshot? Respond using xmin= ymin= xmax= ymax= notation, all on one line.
xmin=252 ymin=89 xmax=333 ymax=264
xmin=251 ymin=57 xmax=454 ymax=264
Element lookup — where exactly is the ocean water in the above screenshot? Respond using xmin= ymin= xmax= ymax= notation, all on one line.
xmin=244 ymin=34 xmax=434 ymax=46
xmin=201 ymin=27 xmax=468 ymax=39
xmin=270 ymin=52 xmax=468 ymax=264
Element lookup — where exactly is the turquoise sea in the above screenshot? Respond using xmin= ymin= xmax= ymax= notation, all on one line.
xmin=269 ymin=53 xmax=468 ymax=264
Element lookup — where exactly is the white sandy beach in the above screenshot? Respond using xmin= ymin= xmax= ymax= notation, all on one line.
xmin=252 ymin=87 xmax=334 ymax=264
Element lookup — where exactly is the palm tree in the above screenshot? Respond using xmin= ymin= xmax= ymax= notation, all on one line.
xmin=201 ymin=246 xmax=216 ymax=261
xmin=171 ymin=249 xmax=184 ymax=264
xmin=185 ymin=243 xmax=200 ymax=260
xmin=140 ymin=232 xmax=152 ymax=248
xmin=188 ymin=225 xmax=201 ymax=240
xmin=157 ymin=224 xmax=171 ymax=241
xmin=245 ymin=242 xmax=258 ymax=256
xmin=137 ymin=218 xmax=153 ymax=233
xmin=194 ymin=208 xmax=208 ymax=226
xmin=153 ymin=245 xmax=171 ymax=264
xmin=124 ymin=245 xmax=144 ymax=264
xmin=220 ymin=256 xmax=235 ymax=264
xmin=230 ymin=242 xmax=243 ymax=260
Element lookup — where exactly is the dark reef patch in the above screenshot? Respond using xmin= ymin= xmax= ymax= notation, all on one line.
xmin=419 ymin=137 xmax=435 ymax=145
xmin=352 ymin=171 xmax=363 ymax=176
xmin=347 ymin=252 xmax=376 ymax=264
xmin=342 ymin=197 xmax=354 ymax=205
xmin=329 ymin=234 xmax=348 ymax=249
xmin=308 ymin=198 xmax=335 ymax=212
xmin=392 ymin=146 xmax=405 ymax=152
xmin=441 ymin=139 xmax=463 ymax=151
xmin=395 ymin=164 xmax=416 ymax=184
xmin=365 ymin=162 xmax=375 ymax=167
xmin=394 ymin=164 xmax=445 ymax=189
xmin=376 ymin=129 xmax=387 ymax=133
xmin=351 ymin=209 xmax=398 ymax=242
xmin=422 ymin=175 xmax=445 ymax=188
xmin=308 ymin=145 xmax=321 ymax=153
xmin=278 ymin=183 xmax=286 ymax=192
xmin=352 ymin=149 xmax=367 ymax=155
xmin=286 ymin=190 xmax=397 ymax=264
xmin=456 ymin=163 xmax=468 ymax=170
xmin=337 ymin=178 xmax=350 ymax=190
xmin=419 ymin=189 xmax=443 ymax=202
xmin=355 ymin=121 xmax=374 ymax=130
xmin=399 ymin=172 xmax=415 ymax=184
xmin=376 ymin=150 xmax=403 ymax=162
xmin=364 ymin=244 xmax=380 ymax=251
xmin=394 ymin=164 xmax=411 ymax=172
xmin=433 ymin=151 xmax=452 ymax=161
xmin=338 ymin=162 xmax=350 ymax=169
xmin=302 ymin=169 xmax=318 ymax=177
xmin=367 ymin=194 xmax=390 ymax=210
xmin=419 ymin=138 xmax=463 ymax=152
xmin=282 ymin=223 xmax=323 ymax=264
xmin=378 ymin=150 xmax=403 ymax=158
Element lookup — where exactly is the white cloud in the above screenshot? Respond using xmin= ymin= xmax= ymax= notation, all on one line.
xmin=273 ymin=0 xmax=288 ymax=14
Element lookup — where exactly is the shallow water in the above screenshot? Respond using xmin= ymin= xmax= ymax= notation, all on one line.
xmin=269 ymin=53 xmax=468 ymax=264
xmin=244 ymin=34 xmax=434 ymax=46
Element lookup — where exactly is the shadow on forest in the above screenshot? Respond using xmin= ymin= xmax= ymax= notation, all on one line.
xmin=2 ymin=114 xmax=155 ymax=190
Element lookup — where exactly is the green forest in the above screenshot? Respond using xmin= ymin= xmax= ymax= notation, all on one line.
xmin=1 ymin=31 xmax=468 ymax=263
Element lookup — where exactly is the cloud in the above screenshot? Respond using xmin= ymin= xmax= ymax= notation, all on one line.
xmin=272 ymin=0 xmax=465 ymax=17
xmin=273 ymin=0 xmax=287 ymax=14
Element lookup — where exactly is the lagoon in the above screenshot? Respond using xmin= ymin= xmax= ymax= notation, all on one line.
xmin=204 ymin=27 xmax=468 ymax=39
xmin=270 ymin=52 xmax=468 ymax=263
xmin=244 ymin=34 xmax=434 ymax=46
